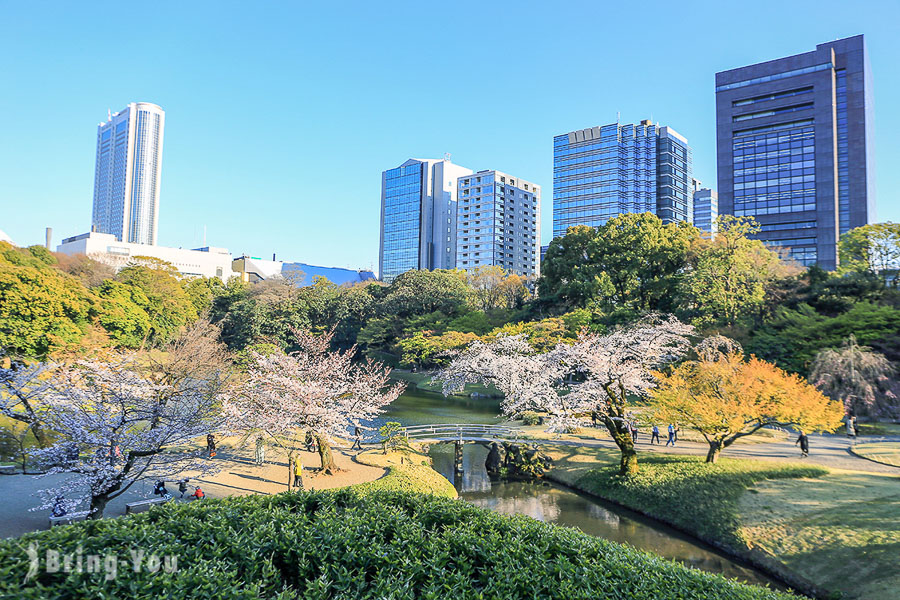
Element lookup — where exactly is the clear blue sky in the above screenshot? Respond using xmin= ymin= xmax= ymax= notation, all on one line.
xmin=1 ymin=0 xmax=897 ymax=271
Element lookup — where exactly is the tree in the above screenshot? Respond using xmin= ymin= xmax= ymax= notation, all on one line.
xmin=225 ymin=329 xmax=404 ymax=473
xmin=810 ymin=336 xmax=898 ymax=419
xmin=439 ymin=315 xmax=694 ymax=475
xmin=468 ymin=266 xmax=506 ymax=311
xmin=0 ymin=354 xmax=55 ymax=447
xmin=649 ymin=341 xmax=843 ymax=463
xmin=537 ymin=225 xmax=601 ymax=309
xmin=28 ymin=353 xmax=227 ymax=518
xmin=839 ymin=222 xmax=900 ymax=286
xmin=380 ymin=269 xmax=470 ymax=318
xmin=53 ymin=253 xmax=116 ymax=288
xmin=681 ymin=216 xmax=792 ymax=327
xmin=94 ymin=280 xmax=152 ymax=348
xmin=116 ymin=261 xmax=198 ymax=347
xmin=0 ymin=242 xmax=98 ymax=357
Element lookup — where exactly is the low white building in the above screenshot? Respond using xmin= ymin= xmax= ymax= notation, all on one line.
xmin=57 ymin=232 xmax=233 ymax=279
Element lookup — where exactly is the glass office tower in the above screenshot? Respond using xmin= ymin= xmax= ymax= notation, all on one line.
xmin=715 ymin=35 xmax=875 ymax=269
xmin=379 ymin=158 xmax=472 ymax=283
xmin=693 ymin=188 xmax=718 ymax=234
xmin=552 ymin=120 xmax=692 ymax=239
xmin=92 ymin=102 xmax=165 ymax=245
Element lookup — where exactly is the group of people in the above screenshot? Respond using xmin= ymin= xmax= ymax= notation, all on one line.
xmin=153 ymin=479 xmax=205 ymax=501
xmin=625 ymin=420 xmax=680 ymax=447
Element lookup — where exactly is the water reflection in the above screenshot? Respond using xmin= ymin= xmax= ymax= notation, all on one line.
xmin=431 ymin=443 xmax=785 ymax=590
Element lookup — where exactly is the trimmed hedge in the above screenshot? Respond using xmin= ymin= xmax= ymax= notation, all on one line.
xmin=352 ymin=450 xmax=458 ymax=497
xmin=0 ymin=490 xmax=797 ymax=599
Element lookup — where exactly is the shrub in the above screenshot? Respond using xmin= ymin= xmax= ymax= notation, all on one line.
xmin=0 ymin=490 xmax=795 ymax=599
xmin=521 ymin=411 xmax=541 ymax=426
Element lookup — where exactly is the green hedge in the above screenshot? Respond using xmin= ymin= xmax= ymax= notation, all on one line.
xmin=0 ymin=490 xmax=795 ymax=599
xmin=575 ymin=454 xmax=827 ymax=548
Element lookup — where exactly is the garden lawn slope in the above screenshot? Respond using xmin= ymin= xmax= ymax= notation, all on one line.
xmin=1 ymin=490 xmax=796 ymax=600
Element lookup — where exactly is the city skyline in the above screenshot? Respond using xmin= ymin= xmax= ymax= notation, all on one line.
xmin=1 ymin=1 xmax=899 ymax=272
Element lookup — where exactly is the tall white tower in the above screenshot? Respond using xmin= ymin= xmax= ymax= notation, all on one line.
xmin=91 ymin=102 xmax=165 ymax=245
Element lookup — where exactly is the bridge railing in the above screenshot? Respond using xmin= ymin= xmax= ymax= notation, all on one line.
xmin=398 ymin=423 xmax=522 ymax=442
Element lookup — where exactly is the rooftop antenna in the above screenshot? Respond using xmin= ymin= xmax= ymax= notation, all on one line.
xmin=107 ymin=108 xmax=112 ymax=121
xmin=203 ymin=225 xmax=207 ymax=247
xmin=616 ymin=111 xmax=620 ymax=125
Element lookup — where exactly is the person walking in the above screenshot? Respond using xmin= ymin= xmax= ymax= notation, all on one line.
xmin=351 ymin=426 xmax=363 ymax=451
xmin=206 ymin=433 xmax=216 ymax=458
xmin=293 ymin=453 xmax=304 ymax=490
xmin=305 ymin=430 xmax=316 ymax=453
xmin=178 ymin=479 xmax=189 ymax=498
xmin=673 ymin=424 xmax=679 ymax=443
xmin=666 ymin=424 xmax=676 ymax=447
xmin=631 ymin=421 xmax=639 ymax=444
xmin=795 ymin=430 xmax=809 ymax=458
xmin=254 ymin=436 xmax=266 ymax=466
xmin=651 ymin=425 xmax=660 ymax=445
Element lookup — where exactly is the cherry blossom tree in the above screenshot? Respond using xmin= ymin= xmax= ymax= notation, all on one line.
xmin=29 ymin=353 xmax=228 ymax=518
xmin=0 ymin=353 xmax=56 ymax=448
xmin=225 ymin=329 xmax=405 ymax=474
xmin=439 ymin=314 xmax=694 ymax=475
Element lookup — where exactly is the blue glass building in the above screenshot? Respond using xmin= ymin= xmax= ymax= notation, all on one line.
xmin=693 ymin=187 xmax=718 ymax=234
xmin=715 ymin=35 xmax=875 ymax=269
xmin=379 ymin=158 xmax=472 ymax=283
xmin=552 ymin=120 xmax=692 ymax=239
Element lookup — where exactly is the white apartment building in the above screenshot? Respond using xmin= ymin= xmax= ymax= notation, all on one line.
xmin=57 ymin=232 xmax=232 ymax=280
xmin=92 ymin=102 xmax=165 ymax=246
xmin=457 ymin=170 xmax=541 ymax=278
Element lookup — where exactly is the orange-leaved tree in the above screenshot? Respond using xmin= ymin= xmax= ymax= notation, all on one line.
xmin=649 ymin=351 xmax=843 ymax=463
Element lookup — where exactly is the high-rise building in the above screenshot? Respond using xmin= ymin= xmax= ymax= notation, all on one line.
xmin=456 ymin=170 xmax=541 ymax=278
xmin=715 ymin=35 xmax=875 ymax=269
xmin=379 ymin=158 xmax=472 ymax=283
xmin=91 ymin=102 xmax=165 ymax=246
xmin=693 ymin=187 xmax=718 ymax=234
xmin=552 ymin=120 xmax=692 ymax=238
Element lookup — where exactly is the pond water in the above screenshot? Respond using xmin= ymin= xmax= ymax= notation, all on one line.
xmin=378 ymin=387 xmax=788 ymax=591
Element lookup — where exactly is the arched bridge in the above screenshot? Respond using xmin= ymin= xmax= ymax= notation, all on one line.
xmin=399 ymin=423 xmax=523 ymax=444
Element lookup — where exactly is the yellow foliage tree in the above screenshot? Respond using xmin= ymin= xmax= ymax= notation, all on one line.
xmin=649 ymin=352 xmax=843 ymax=463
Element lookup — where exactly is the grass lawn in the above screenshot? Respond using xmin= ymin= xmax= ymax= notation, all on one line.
xmin=390 ymin=370 xmax=501 ymax=397
xmin=851 ymin=442 xmax=900 ymax=467
xmin=855 ymin=422 xmax=900 ymax=436
xmin=542 ymin=447 xmax=900 ymax=600
xmin=739 ymin=469 xmax=900 ymax=600
xmin=518 ymin=422 xmax=789 ymax=445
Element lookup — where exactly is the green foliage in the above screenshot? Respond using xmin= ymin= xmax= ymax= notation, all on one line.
xmin=377 ymin=422 xmax=406 ymax=453
xmin=521 ymin=411 xmax=541 ymax=426
xmin=94 ymin=280 xmax=152 ymax=348
xmin=0 ymin=490 xmax=795 ymax=599
xmin=116 ymin=262 xmax=198 ymax=345
xmin=575 ymin=454 xmax=827 ymax=549
xmin=839 ymin=222 xmax=900 ymax=286
xmin=397 ymin=330 xmax=480 ymax=368
xmin=182 ymin=276 xmax=226 ymax=315
xmin=381 ymin=269 xmax=469 ymax=318
xmin=748 ymin=302 xmax=900 ymax=373
xmin=0 ymin=242 xmax=98 ymax=357
xmin=539 ymin=214 xmax=698 ymax=313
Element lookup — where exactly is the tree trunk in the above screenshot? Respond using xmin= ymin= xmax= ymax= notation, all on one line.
xmin=706 ymin=441 xmax=722 ymax=464
xmin=602 ymin=415 xmax=638 ymax=476
xmin=316 ymin=434 xmax=338 ymax=474
xmin=89 ymin=495 xmax=109 ymax=519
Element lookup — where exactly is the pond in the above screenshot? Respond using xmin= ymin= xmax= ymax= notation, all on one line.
xmin=379 ymin=386 xmax=788 ymax=591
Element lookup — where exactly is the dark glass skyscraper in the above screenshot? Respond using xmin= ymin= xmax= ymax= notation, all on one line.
xmin=715 ymin=35 xmax=875 ymax=269
xmin=552 ymin=121 xmax=692 ymax=239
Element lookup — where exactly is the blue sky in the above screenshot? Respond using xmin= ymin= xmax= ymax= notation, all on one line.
xmin=1 ymin=0 xmax=898 ymax=271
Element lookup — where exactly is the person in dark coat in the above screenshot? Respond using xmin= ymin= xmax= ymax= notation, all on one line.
xmin=178 ymin=479 xmax=189 ymax=498
xmin=206 ymin=433 xmax=216 ymax=458
xmin=305 ymin=430 xmax=316 ymax=453
xmin=795 ymin=430 xmax=809 ymax=458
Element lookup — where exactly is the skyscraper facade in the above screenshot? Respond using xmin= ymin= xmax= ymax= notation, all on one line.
xmin=693 ymin=188 xmax=718 ymax=234
xmin=456 ymin=170 xmax=541 ymax=278
xmin=92 ymin=102 xmax=165 ymax=246
xmin=552 ymin=120 xmax=692 ymax=239
xmin=715 ymin=35 xmax=875 ymax=269
xmin=379 ymin=158 xmax=472 ymax=283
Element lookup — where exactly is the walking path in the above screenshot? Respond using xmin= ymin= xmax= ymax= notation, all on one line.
xmin=0 ymin=442 xmax=385 ymax=539
xmin=534 ymin=431 xmax=900 ymax=474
